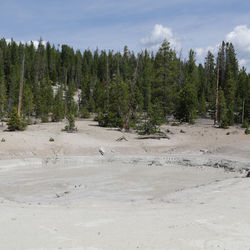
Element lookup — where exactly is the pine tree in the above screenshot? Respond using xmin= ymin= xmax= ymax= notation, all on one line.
xmin=174 ymin=82 xmax=198 ymax=123
xmin=22 ymin=84 xmax=34 ymax=118
xmin=218 ymin=88 xmax=228 ymax=128
xmin=65 ymin=81 xmax=78 ymax=116
xmin=52 ymin=87 xmax=64 ymax=122
xmin=0 ymin=50 xmax=7 ymax=121
xmin=38 ymin=77 xmax=54 ymax=122
xmin=153 ymin=40 xmax=178 ymax=116
xmin=7 ymin=108 xmax=26 ymax=131
xmin=97 ymin=77 xmax=129 ymax=128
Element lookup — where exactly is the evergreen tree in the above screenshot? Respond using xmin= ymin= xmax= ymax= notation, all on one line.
xmin=22 ymin=84 xmax=34 ymax=118
xmin=218 ymin=88 xmax=228 ymax=128
xmin=97 ymin=77 xmax=129 ymax=128
xmin=0 ymin=50 xmax=7 ymax=120
xmin=174 ymin=82 xmax=198 ymax=123
xmin=52 ymin=87 xmax=64 ymax=122
xmin=153 ymin=40 xmax=178 ymax=116
xmin=0 ymin=37 xmax=249 ymax=131
xmin=7 ymin=108 xmax=27 ymax=131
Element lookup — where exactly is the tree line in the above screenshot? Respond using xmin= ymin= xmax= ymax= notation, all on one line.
xmin=0 ymin=38 xmax=249 ymax=133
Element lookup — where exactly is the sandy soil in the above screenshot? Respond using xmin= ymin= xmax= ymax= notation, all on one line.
xmin=0 ymin=118 xmax=250 ymax=250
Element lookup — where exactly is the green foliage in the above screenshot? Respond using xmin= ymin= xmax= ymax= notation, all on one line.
xmin=49 ymin=137 xmax=54 ymax=142
xmin=0 ymin=37 xmax=250 ymax=131
xmin=79 ymin=107 xmax=90 ymax=118
xmin=97 ymin=78 xmax=129 ymax=128
xmin=64 ymin=113 xmax=77 ymax=132
xmin=174 ymin=83 xmax=198 ymax=123
xmin=137 ymin=102 xmax=165 ymax=135
xmin=242 ymin=120 xmax=248 ymax=128
xmin=245 ymin=128 xmax=250 ymax=134
xmin=0 ymin=80 xmax=7 ymax=120
xmin=36 ymin=78 xmax=54 ymax=122
xmin=66 ymin=82 xmax=78 ymax=115
xmin=218 ymin=88 xmax=228 ymax=128
xmin=52 ymin=87 xmax=64 ymax=122
xmin=7 ymin=109 xmax=27 ymax=131
xmin=171 ymin=122 xmax=180 ymax=126
xmin=22 ymin=84 xmax=34 ymax=117
xmin=153 ymin=40 xmax=179 ymax=116
xmin=1 ymin=138 xmax=5 ymax=142
xmin=198 ymin=91 xmax=207 ymax=116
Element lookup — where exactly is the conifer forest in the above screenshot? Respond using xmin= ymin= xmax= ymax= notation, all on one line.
xmin=0 ymin=38 xmax=249 ymax=132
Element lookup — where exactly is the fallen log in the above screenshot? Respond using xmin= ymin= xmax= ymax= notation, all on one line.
xmin=136 ymin=135 xmax=170 ymax=140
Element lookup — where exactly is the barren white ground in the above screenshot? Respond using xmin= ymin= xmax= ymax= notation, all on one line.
xmin=0 ymin=119 xmax=250 ymax=250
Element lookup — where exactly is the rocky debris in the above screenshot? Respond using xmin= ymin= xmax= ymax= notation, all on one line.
xmin=180 ymin=129 xmax=186 ymax=133
xmin=55 ymin=191 xmax=70 ymax=198
xmin=231 ymin=130 xmax=239 ymax=135
xmin=246 ymin=171 xmax=250 ymax=178
xmin=116 ymin=135 xmax=128 ymax=141
xmin=165 ymin=129 xmax=174 ymax=134
xmin=99 ymin=147 xmax=105 ymax=156
xmin=200 ymin=149 xmax=210 ymax=154
xmin=148 ymin=160 xmax=163 ymax=166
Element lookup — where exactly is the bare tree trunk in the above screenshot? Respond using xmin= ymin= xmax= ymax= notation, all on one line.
xmin=214 ymin=57 xmax=220 ymax=126
xmin=18 ymin=53 xmax=25 ymax=117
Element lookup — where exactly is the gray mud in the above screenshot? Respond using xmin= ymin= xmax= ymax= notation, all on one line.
xmin=0 ymin=155 xmax=242 ymax=204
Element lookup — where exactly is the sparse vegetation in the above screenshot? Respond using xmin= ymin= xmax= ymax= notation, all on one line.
xmin=49 ymin=137 xmax=54 ymax=142
xmin=79 ymin=107 xmax=90 ymax=119
xmin=242 ymin=120 xmax=248 ymax=128
xmin=63 ymin=113 xmax=77 ymax=132
xmin=7 ymin=109 xmax=27 ymax=131
xmin=171 ymin=122 xmax=180 ymax=126
xmin=244 ymin=123 xmax=250 ymax=135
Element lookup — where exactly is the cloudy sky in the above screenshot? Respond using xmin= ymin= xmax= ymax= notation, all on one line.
xmin=1 ymin=0 xmax=250 ymax=70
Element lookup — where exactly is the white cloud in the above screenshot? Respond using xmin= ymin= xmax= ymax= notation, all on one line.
xmin=226 ymin=25 xmax=250 ymax=52
xmin=195 ymin=45 xmax=220 ymax=58
xmin=195 ymin=25 xmax=250 ymax=71
xmin=140 ymin=24 xmax=181 ymax=51
xmin=27 ymin=40 xmax=47 ymax=48
xmin=239 ymin=58 xmax=250 ymax=68
xmin=5 ymin=39 xmax=46 ymax=48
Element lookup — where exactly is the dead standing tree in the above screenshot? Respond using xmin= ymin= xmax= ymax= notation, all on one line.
xmin=18 ymin=53 xmax=25 ymax=117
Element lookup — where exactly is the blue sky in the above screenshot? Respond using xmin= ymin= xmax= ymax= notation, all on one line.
xmin=1 ymin=0 xmax=250 ymax=69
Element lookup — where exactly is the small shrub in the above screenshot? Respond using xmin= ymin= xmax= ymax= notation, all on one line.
xmin=49 ymin=137 xmax=54 ymax=142
xmin=63 ymin=113 xmax=77 ymax=132
xmin=226 ymin=132 xmax=230 ymax=135
xmin=7 ymin=109 xmax=27 ymax=131
xmin=171 ymin=122 xmax=179 ymax=126
xmin=79 ymin=107 xmax=90 ymax=119
xmin=220 ymin=119 xmax=229 ymax=129
xmin=242 ymin=120 xmax=248 ymax=128
xmin=242 ymin=121 xmax=250 ymax=134
xmin=41 ymin=114 xmax=49 ymax=123
xmin=1 ymin=138 xmax=5 ymax=142
xmin=137 ymin=121 xmax=163 ymax=135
